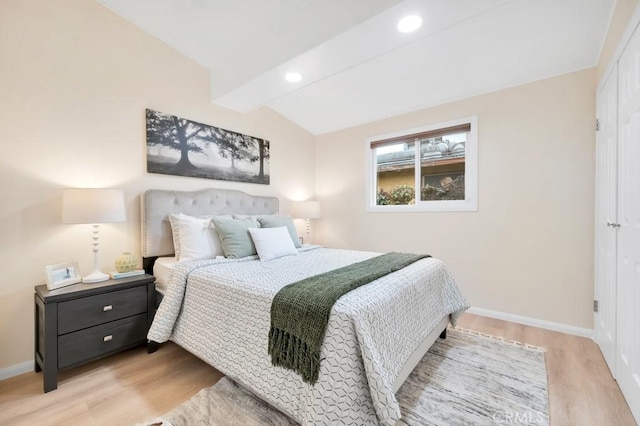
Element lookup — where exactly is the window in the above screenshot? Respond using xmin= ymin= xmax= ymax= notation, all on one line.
xmin=367 ymin=116 xmax=477 ymax=212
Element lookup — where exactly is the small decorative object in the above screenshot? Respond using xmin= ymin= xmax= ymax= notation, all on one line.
xmin=110 ymin=269 xmax=145 ymax=279
xmin=114 ymin=252 xmax=137 ymax=273
xmin=45 ymin=261 xmax=81 ymax=290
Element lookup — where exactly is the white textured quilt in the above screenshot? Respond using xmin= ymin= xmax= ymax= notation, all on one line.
xmin=148 ymin=247 xmax=469 ymax=425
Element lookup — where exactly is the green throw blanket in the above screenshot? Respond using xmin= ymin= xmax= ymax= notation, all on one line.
xmin=268 ymin=252 xmax=430 ymax=384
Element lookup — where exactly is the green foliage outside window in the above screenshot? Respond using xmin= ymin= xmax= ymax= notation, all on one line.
xmin=377 ymin=176 xmax=465 ymax=205
xmin=377 ymin=184 xmax=414 ymax=205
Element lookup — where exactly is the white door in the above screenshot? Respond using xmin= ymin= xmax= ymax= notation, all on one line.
xmin=595 ymin=69 xmax=618 ymax=377
xmin=617 ymin=24 xmax=640 ymax=423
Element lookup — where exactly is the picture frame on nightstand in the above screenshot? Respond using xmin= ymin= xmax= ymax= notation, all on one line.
xmin=45 ymin=261 xmax=81 ymax=290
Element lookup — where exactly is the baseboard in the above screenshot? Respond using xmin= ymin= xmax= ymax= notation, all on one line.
xmin=467 ymin=307 xmax=593 ymax=338
xmin=0 ymin=360 xmax=33 ymax=381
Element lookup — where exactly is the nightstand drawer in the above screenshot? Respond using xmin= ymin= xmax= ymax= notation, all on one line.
xmin=58 ymin=286 xmax=147 ymax=334
xmin=58 ymin=313 xmax=147 ymax=369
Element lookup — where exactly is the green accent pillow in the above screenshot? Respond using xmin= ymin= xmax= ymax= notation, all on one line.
xmin=212 ymin=217 xmax=259 ymax=258
xmin=257 ymin=215 xmax=301 ymax=248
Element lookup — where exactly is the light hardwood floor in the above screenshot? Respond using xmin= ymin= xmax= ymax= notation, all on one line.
xmin=0 ymin=313 xmax=635 ymax=425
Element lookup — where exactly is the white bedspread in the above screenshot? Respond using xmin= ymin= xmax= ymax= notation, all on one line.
xmin=148 ymin=247 xmax=469 ymax=425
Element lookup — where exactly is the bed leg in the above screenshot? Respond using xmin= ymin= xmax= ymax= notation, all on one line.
xmin=439 ymin=328 xmax=447 ymax=339
xmin=147 ymin=340 xmax=160 ymax=354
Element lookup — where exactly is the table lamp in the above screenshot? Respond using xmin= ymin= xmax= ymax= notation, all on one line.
xmin=294 ymin=200 xmax=321 ymax=244
xmin=62 ymin=188 xmax=126 ymax=283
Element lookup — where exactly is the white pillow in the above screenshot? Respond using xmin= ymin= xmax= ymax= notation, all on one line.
xmin=170 ymin=213 xmax=224 ymax=262
xmin=248 ymin=226 xmax=298 ymax=262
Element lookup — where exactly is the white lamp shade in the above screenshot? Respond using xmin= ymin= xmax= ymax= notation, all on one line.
xmin=295 ymin=200 xmax=321 ymax=219
xmin=62 ymin=188 xmax=126 ymax=224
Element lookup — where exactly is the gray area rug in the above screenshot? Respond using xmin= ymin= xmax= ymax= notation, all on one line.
xmin=139 ymin=328 xmax=548 ymax=426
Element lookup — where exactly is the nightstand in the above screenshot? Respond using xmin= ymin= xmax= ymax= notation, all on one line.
xmin=34 ymin=274 xmax=155 ymax=393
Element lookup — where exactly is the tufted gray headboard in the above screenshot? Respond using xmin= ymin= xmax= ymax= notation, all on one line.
xmin=141 ymin=188 xmax=279 ymax=258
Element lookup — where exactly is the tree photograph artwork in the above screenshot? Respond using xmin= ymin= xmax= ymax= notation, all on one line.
xmin=146 ymin=109 xmax=270 ymax=184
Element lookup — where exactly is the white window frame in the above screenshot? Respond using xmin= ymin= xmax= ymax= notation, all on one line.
xmin=366 ymin=116 xmax=478 ymax=212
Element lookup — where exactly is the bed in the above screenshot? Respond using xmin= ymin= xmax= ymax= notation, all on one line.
xmin=142 ymin=188 xmax=469 ymax=425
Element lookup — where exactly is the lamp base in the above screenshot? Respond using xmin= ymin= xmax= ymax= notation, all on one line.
xmin=82 ymin=271 xmax=110 ymax=283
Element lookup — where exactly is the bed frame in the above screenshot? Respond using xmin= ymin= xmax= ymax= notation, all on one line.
xmin=140 ymin=187 xmax=447 ymax=393
xmin=141 ymin=188 xmax=279 ymax=273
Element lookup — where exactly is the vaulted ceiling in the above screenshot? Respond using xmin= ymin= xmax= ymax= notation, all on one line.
xmin=98 ymin=0 xmax=615 ymax=135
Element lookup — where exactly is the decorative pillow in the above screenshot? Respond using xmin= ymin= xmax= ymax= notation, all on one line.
xmin=168 ymin=214 xmax=224 ymax=262
xmin=248 ymin=226 xmax=298 ymax=261
xmin=168 ymin=214 xmax=185 ymax=259
xmin=212 ymin=217 xmax=259 ymax=258
xmin=256 ymin=215 xmax=301 ymax=248
xmin=231 ymin=214 xmax=278 ymax=225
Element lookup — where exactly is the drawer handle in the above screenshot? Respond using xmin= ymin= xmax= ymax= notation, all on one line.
xmin=103 ymin=305 xmax=113 ymax=312
xmin=104 ymin=335 xmax=113 ymax=342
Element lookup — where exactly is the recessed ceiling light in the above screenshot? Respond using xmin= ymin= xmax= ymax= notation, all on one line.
xmin=397 ymin=15 xmax=422 ymax=33
xmin=285 ymin=72 xmax=302 ymax=82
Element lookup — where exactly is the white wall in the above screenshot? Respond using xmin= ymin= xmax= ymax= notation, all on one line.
xmin=315 ymin=69 xmax=597 ymax=330
xmin=0 ymin=0 xmax=316 ymax=369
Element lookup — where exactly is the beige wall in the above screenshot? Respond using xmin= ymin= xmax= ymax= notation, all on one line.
xmin=597 ymin=0 xmax=639 ymax=82
xmin=1 ymin=0 xmax=633 ymax=372
xmin=0 ymin=0 xmax=316 ymax=369
xmin=316 ymin=69 xmax=597 ymax=329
